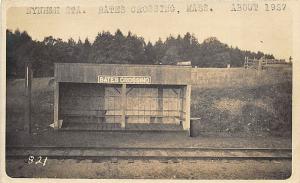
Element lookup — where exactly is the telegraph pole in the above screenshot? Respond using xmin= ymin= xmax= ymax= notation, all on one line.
xmin=24 ymin=61 xmax=32 ymax=133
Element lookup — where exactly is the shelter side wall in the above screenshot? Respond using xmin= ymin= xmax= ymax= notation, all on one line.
xmin=59 ymin=83 xmax=106 ymax=124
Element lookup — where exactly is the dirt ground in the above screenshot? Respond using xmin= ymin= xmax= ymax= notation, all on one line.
xmin=6 ymin=158 xmax=291 ymax=179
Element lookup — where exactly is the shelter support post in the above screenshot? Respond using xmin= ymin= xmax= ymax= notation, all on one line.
xmin=158 ymin=86 xmax=164 ymax=123
xmin=183 ymin=85 xmax=191 ymax=135
xmin=54 ymin=82 xmax=60 ymax=129
xmin=121 ymin=84 xmax=127 ymax=128
xmin=178 ymin=88 xmax=182 ymax=125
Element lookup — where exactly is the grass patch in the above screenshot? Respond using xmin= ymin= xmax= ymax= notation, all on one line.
xmin=191 ymin=82 xmax=292 ymax=136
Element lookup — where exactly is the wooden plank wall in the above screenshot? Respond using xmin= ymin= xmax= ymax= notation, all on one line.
xmin=59 ymin=83 xmax=106 ymax=124
xmin=59 ymin=83 xmax=184 ymax=125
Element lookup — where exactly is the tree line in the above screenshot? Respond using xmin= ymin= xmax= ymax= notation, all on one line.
xmin=6 ymin=29 xmax=274 ymax=78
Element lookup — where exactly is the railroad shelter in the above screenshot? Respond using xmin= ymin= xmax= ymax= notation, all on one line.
xmin=54 ymin=63 xmax=191 ymax=132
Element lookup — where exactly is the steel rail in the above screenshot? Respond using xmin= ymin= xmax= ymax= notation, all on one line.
xmin=6 ymin=145 xmax=292 ymax=151
xmin=6 ymin=155 xmax=292 ymax=161
xmin=6 ymin=146 xmax=292 ymax=161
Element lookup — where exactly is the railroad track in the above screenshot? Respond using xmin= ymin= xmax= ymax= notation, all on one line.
xmin=6 ymin=146 xmax=292 ymax=161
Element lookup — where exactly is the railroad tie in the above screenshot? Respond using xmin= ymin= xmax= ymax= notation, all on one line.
xmin=111 ymin=157 xmax=118 ymax=163
xmin=159 ymin=159 xmax=169 ymax=163
xmin=128 ymin=159 xmax=134 ymax=163
xmin=172 ymin=159 xmax=180 ymax=163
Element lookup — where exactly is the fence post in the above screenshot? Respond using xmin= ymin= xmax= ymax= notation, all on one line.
xmin=258 ymin=59 xmax=263 ymax=70
xmin=24 ymin=61 xmax=32 ymax=134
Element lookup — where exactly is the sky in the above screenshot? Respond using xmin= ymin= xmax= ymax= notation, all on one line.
xmin=6 ymin=2 xmax=294 ymax=60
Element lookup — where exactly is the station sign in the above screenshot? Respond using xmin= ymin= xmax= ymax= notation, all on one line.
xmin=97 ymin=75 xmax=151 ymax=84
